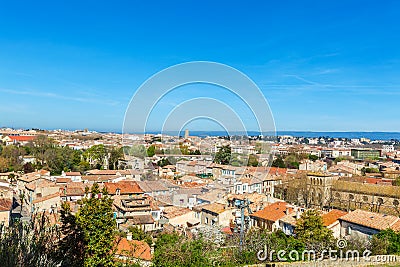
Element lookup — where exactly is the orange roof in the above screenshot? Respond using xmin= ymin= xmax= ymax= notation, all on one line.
xmin=56 ymin=178 xmax=72 ymax=183
xmin=250 ymin=202 xmax=291 ymax=222
xmin=391 ymin=220 xmax=400 ymax=232
xmin=339 ymin=209 xmax=399 ymax=231
xmin=65 ymin=172 xmax=81 ymax=176
xmin=269 ymin=167 xmax=288 ymax=175
xmin=87 ymin=169 xmax=130 ymax=175
xmin=162 ymin=206 xmax=192 ymax=219
xmin=0 ymin=198 xmax=12 ymax=211
xmin=322 ymin=209 xmax=348 ymax=227
xmin=221 ymin=226 xmax=233 ymax=235
xmin=105 ymin=181 xmax=143 ymax=195
xmin=115 ymin=238 xmax=152 ymax=261
xmin=8 ymin=135 xmax=36 ymax=142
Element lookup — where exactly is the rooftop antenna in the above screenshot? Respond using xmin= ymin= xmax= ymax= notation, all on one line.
xmin=234 ymin=198 xmax=252 ymax=250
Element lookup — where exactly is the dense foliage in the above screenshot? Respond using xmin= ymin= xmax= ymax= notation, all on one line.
xmin=0 ymin=136 xmax=123 ymax=175
xmin=0 ymin=216 xmax=60 ymax=267
xmin=214 ymin=145 xmax=259 ymax=167
xmin=295 ymin=210 xmax=335 ymax=254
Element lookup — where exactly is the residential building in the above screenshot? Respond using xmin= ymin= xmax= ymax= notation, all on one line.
xmin=0 ymin=198 xmax=13 ymax=226
xmin=322 ymin=209 xmax=348 ymax=238
xmin=339 ymin=209 xmax=400 ymax=240
xmin=115 ymin=238 xmax=152 ymax=266
xmin=200 ymin=203 xmax=234 ymax=227
xmin=250 ymin=202 xmax=292 ymax=231
xmin=160 ymin=206 xmax=197 ymax=228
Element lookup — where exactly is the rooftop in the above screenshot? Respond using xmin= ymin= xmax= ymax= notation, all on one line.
xmin=250 ymin=202 xmax=292 ymax=222
xmin=339 ymin=209 xmax=399 ymax=231
xmin=322 ymin=209 xmax=348 ymax=227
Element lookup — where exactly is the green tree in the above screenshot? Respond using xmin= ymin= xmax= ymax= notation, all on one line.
xmin=124 ymin=145 xmax=147 ymax=159
xmin=0 ymin=215 xmax=60 ymax=266
xmin=147 ymin=145 xmax=156 ymax=157
xmin=284 ymin=154 xmax=300 ymax=169
xmin=372 ymin=229 xmax=400 ymax=255
xmin=127 ymin=226 xmax=152 ymax=246
xmin=75 ymin=184 xmax=117 ymax=267
xmin=190 ymin=149 xmax=201 ymax=155
xmin=247 ymin=154 xmax=259 ymax=167
xmin=295 ymin=210 xmax=334 ymax=255
xmin=56 ymin=202 xmax=85 ymax=267
xmin=1 ymin=145 xmax=25 ymax=171
xmin=214 ymin=145 xmax=231 ymax=165
xmin=30 ymin=135 xmax=53 ymax=167
xmin=272 ymin=156 xmax=286 ymax=168
xmin=393 ymin=176 xmax=400 ymax=186
xmin=108 ymin=147 xmax=123 ymax=170
xmin=83 ymin=144 xmax=107 ymax=169
xmin=308 ymin=154 xmax=318 ymax=161
xmin=225 ymin=229 xmax=304 ymax=264
xmin=179 ymin=144 xmax=190 ymax=155
xmin=157 ymin=158 xmax=171 ymax=167
xmin=0 ymin=157 xmax=9 ymax=172
xmin=153 ymin=233 xmax=215 ymax=267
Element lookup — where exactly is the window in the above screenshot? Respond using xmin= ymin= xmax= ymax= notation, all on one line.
xmin=348 ymin=226 xmax=352 ymax=235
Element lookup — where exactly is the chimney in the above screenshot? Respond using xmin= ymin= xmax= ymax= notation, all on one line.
xmin=127 ymin=232 xmax=132 ymax=241
xmin=285 ymin=207 xmax=290 ymax=215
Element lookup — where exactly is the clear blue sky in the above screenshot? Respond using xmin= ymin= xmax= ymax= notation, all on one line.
xmin=1 ymin=1 xmax=399 ymax=132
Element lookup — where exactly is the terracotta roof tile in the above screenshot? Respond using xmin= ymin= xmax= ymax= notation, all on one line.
xmin=0 ymin=198 xmax=12 ymax=211
xmin=105 ymin=181 xmax=143 ymax=195
xmin=65 ymin=172 xmax=81 ymax=176
xmin=250 ymin=202 xmax=292 ymax=222
xmin=162 ymin=206 xmax=192 ymax=219
xmin=322 ymin=209 xmax=348 ymax=227
xmin=115 ymin=238 xmax=152 ymax=261
xmin=8 ymin=135 xmax=36 ymax=142
xmin=339 ymin=209 xmax=399 ymax=231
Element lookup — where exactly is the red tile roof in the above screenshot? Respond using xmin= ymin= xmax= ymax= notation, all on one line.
xmin=391 ymin=220 xmax=400 ymax=232
xmin=56 ymin=178 xmax=72 ymax=184
xmin=115 ymin=238 xmax=152 ymax=261
xmin=250 ymin=202 xmax=292 ymax=222
xmin=339 ymin=209 xmax=399 ymax=231
xmin=0 ymin=198 xmax=12 ymax=211
xmin=105 ymin=181 xmax=143 ymax=195
xmin=65 ymin=172 xmax=81 ymax=176
xmin=322 ymin=209 xmax=348 ymax=227
xmin=8 ymin=135 xmax=36 ymax=142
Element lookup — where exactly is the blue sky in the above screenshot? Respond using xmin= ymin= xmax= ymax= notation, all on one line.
xmin=1 ymin=1 xmax=400 ymax=132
